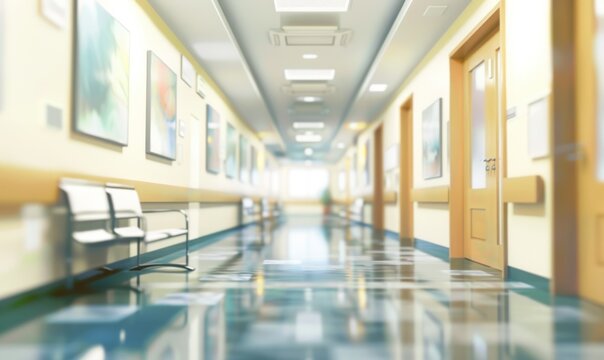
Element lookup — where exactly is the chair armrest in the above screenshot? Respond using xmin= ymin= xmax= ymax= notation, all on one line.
xmin=142 ymin=209 xmax=189 ymax=230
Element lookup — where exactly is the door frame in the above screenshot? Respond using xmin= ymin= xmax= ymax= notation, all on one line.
xmin=449 ymin=5 xmax=508 ymax=272
xmin=373 ymin=124 xmax=385 ymax=230
xmin=399 ymin=96 xmax=414 ymax=240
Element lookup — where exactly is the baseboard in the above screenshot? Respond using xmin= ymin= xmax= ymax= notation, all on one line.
xmin=0 ymin=219 xmax=273 ymax=311
xmin=507 ymin=266 xmax=550 ymax=292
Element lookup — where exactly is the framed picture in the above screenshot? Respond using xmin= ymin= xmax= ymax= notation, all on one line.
xmin=239 ymin=135 xmax=250 ymax=183
xmin=181 ymin=55 xmax=195 ymax=88
xmin=225 ymin=123 xmax=237 ymax=179
xmin=251 ymin=146 xmax=259 ymax=185
xmin=74 ymin=0 xmax=130 ymax=145
xmin=205 ymin=104 xmax=221 ymax=174
xmin=196 ymin=74 xmax=207 ymax=99
xmin=360 ymin=140 xmax=371 ymax=186
xmin=527 ymin=95 xmax=550 ymax=159
xmin=146 ymin=51 xmax=177 ymax=160
xmin=41 ymin=0 xmax=68 ymax=29
xmin=422 ymin=98 xmax=443 ymax=179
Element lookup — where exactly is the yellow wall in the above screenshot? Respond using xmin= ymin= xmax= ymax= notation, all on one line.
xmin=0 ymin=0 xmax=276 ymax=297
xmin=334 ymin=0 xmax=553 ymax=278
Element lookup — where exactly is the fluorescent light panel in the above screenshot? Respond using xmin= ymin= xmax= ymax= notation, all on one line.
xmin=369 ymin=83 xmax=388 ymax=92
xmin=293 ymin=122 xmax=325 ymax=129
xmin=274 ymin=0 xmax=350 ymax=12
xmin=296 ymin=134 xmax=322 ymax=143
xmin=285 ymin=69 xmax=335 ymax=81
xmin=300 ymin=96 xmax=321 ymax=103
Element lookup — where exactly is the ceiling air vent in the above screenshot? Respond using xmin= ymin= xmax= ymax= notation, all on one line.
xmin=281 ymin=82 xmax=336 ymax=96
xmin=269 ymin=26 xmax=352 ymax=47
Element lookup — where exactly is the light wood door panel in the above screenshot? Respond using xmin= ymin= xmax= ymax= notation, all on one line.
xmin=577 ymin=0 xmax=604 ymax=304
xmin=463 ymin=31 xmax=503 ymax=269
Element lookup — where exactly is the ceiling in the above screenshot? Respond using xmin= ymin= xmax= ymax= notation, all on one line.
xmin=148 ymin=0 xmax=471 ymax=163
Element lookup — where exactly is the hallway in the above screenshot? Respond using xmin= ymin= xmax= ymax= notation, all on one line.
xmin=1 ymin=216 xmax=602 ymax=359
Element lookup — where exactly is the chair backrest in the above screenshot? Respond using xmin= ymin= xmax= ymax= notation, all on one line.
xmin=352 ymin=198 xmax=364 ymax=213
xmin=105 ymin=183 xmax=143 ymax=219
xmin=59 ymin=178 xmax=111 ymax=222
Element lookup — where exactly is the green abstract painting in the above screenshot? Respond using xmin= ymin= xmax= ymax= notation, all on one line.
xmin=225 ymin=123 xmax=237 ymax=179
xmin=75 ymin=0 xmax=130 ymax=145
xmin=239 ymin=135 xmax=250 ymax=183
xmin=206 ymin=105 xmax=221 ymax=174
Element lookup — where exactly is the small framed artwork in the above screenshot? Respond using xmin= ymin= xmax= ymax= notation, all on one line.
xmin=206 ymin=104 xmax=221 ymax=174
xmin=196 ymin=74 xmax=207 ymax=99
xmin=225 ymin=123 xmax=237 ymax=179
xmin=239 ymin=135 xmax=250 ymax=183
xmin=146 ymin=51 xmax=177 ymax=160
xmin=384 ymin=143 xmax=400 ymax=172
xmin=251 ymin=146 xmax=259 ymax=185
xmin=181 ymin=55 xmax=195 ymax=88
xmin=527 ymin=95 xmax=550 ymax=159
xmin=41 ymin=0 xmax=68 ymax=29
xmin=74 ymin=0 xmax=130 ymax=146
xmin=422 ymin=98 xmax=443 ymax=179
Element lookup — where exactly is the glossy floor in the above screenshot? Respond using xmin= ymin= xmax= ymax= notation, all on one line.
xmin=1 ymin=216 xmax=604 ymax=359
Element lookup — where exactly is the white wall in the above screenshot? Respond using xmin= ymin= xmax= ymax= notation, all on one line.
xmin=0 ymin=0 xmax=277 ymax=297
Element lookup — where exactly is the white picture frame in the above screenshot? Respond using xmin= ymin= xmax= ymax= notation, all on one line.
xmin=527 ymin=95 xmax=550 ymax=159
xmin=40 ymin=0 xmax=68 ymax=29
xmin=180 ymin=55 xmax=195 ymax=88
xmin=196 ymin=74 xmax=207 ymax=99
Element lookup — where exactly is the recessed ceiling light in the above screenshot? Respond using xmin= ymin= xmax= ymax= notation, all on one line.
xmin=348 ymin=122 xmax=367 ymax=130
xmin=293 ymin=122 xmax=325 ymax=129
xmin=296 ymin=133 xmax=322 ymax=143
xmin=285 ymin=69 xmax=335 ymax=81
xmin=303 ymin=53 xmax=319 ymax=60
xmin=337 ymin=142 xmax=346 ymax=149
xmin=274 ymin=0 xmax=350 ymax=13
xmin=304 ymin=148 xmax=314 ymax=156
xmin=369 ymin=84 xmax=388 ymax=92
xmin=300 ymin=96 xmax=321 ymax=103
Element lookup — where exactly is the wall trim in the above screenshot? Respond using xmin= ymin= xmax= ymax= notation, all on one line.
xmin=0 ymin=220 xmax=269 ymax=318
xmin=507 ymin=266 xmax=550 ymax=292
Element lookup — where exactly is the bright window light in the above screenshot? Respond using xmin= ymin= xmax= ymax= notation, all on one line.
xmin=285 ymin=69 xmax=335 ymax=81
xmin=288 ymin=168 xmax=329 ymax=198
xmin=293 ymin=122 xmax=325 ymax=130
xmin=369 ymin=83 xmax=388 ymax=92
xmin=275 ymin=0 xmax=350 ymax=12
xmin=296 ymin=133 xmax=322 ymax=143
xmin=303 ymin=53 xmax=319 ymax=60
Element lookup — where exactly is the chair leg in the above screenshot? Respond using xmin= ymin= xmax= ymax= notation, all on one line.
xmin=130 ymin=235 xmax=195 ymax=272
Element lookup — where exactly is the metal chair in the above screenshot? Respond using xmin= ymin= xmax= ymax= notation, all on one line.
xmin=105 ymin=183 xmax=194 ymax=272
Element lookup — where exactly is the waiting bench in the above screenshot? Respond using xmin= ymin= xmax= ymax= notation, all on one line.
xmin=60 ymin=179 xmax=194 ymax=289
xmin=341 ymin=198 xmax=364 ymax=224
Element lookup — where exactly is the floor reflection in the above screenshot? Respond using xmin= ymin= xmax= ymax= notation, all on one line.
xmin=0 ymin=216 xmax=603 ymax=359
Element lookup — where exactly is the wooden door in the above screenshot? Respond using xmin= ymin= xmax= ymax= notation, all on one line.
xmin=577 ymin=0 xmax=604 ymax=304
xmin=373 ymin=125 xmax=384 ymax=230
xmin=463 ymin=31 xmax=503 ymax=269
xmin=399 ymin=98 xmax=414 ymax=241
